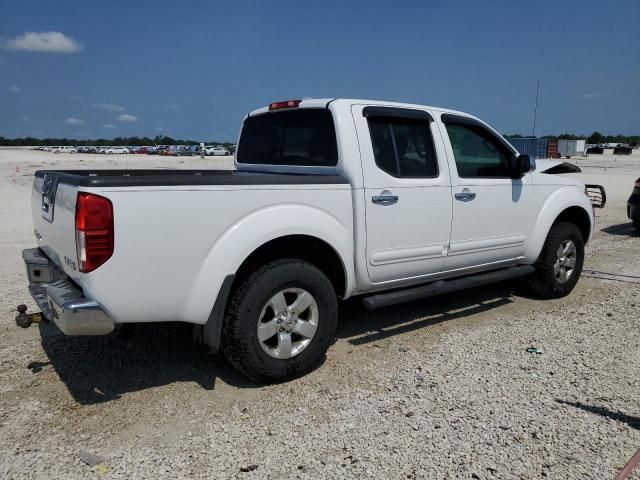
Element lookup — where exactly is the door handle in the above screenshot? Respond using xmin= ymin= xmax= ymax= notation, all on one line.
xmin=372 ymin=194 xmax=399 ymax=205
xmin=454 ymin=191 xmax=476 ymax=202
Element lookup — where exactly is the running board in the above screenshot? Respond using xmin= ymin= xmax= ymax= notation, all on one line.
xmin=362 ymin=265 xmax=535 ymax=310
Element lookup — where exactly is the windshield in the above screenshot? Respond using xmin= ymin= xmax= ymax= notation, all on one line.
xmin=237 ymin=108 xmax=338 ymax=167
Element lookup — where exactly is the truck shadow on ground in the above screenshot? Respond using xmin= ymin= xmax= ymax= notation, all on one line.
xmin=37 ymin=283 xmax=515 ymax=405
xmin=601 ymin=222 xmax=639 ymax=237
xmin=337 ymin=284 xmax=513 ymax=346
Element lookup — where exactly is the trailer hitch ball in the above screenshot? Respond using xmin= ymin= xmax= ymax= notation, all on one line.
xmin=15 ymin=305 xmax=43 ymax=328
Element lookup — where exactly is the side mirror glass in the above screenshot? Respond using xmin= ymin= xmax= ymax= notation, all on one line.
xmin=511 ymin=154 xmax=531 ymax=178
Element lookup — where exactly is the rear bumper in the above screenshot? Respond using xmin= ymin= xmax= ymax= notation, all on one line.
xmin=23 ymin=248 xmax=114 ymax=335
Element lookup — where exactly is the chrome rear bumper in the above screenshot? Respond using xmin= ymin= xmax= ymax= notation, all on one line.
xmin=24 ymin=248 xmax=114 ymax=336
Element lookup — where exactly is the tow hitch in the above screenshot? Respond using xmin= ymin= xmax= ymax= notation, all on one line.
xmin=15 ymin=304 xmax=44 ymax=328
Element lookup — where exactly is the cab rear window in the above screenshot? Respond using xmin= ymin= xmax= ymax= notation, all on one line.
xmin=237 ymin=109 xmax=338 ymax=166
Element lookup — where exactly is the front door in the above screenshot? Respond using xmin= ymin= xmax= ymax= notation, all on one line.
xmin=352 ymin=105 xmax=453 ymax=284
xmin=439 ymin=115 xmax=535 ymax=270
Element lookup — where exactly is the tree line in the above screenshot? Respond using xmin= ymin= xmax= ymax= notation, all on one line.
xmin=2 ymin=132 xmax=639 ymax=147
xmin=0 ymin=135 xmax=235 ymax=147
xmin=505 ymin=131 xmax=640 ymax=146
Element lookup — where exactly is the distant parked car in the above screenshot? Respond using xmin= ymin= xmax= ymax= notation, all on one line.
xmin=159 ymin=147 xmax=180 ymax=156
xmin=52 ymin=146 xmax=77 ymax=154
xmin=207 ymin=146 xmax=231 ymax=156
xmin=586 ymin=146 xmax=604 ymax=154
xmin=628 ymin=177 xmax=640 ymax=233
xmin=133 ymin=146 xmax=149 ymax=154
xmin=613 ymin=145 xmax=632 ymax=155
xmin=105 ymin=146 xmax=129 ymax=154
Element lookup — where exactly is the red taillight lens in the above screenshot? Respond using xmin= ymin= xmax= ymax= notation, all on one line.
xmin=269 ymin=99 xmax=301 ymax=111
xmin=75 ymin=192 xmax=114 ymax=273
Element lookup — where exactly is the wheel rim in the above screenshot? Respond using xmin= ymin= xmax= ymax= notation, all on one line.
xmin=553 ymin=239 xmax=577 ymax=284
xmin=257 ymin=288 xmax=319 ymax=360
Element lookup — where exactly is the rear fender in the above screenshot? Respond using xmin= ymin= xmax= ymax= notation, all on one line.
xmin=183 ymin=204 xmax=354 ymax=323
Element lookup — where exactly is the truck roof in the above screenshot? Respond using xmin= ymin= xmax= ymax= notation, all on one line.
xmin=248 ymin=98 xmax=477 ymax=121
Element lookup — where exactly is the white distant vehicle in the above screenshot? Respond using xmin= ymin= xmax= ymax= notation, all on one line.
xmin=104 ymin=146 xmax=129 ymax=154
xmin=52 ymin=146 xmax=77 ymax=154
xmin=206 ymin=146 xmax=231 ymax=156
xmin=557 ymin=140 xmax=586 ymax=158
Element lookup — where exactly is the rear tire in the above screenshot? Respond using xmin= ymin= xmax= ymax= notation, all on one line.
xmin=222 ymin=259 xmax=338 ymax=383
xmin=520 ymin=222 xmax=585 ymax=299
xmin=633 ymin=219 xmax=640 ymax=234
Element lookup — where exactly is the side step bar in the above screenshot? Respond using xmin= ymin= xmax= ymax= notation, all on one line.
xmin=362 ymin=265 xmax=535 ymax=310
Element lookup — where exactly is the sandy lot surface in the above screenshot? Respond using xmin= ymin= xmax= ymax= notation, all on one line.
xmin=0 ymin=149 xmax=639 ymax=479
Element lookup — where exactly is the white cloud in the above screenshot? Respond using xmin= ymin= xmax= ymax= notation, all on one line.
xmin=155 ymin=127 xmax=167 ymax=132
xmin=5 ymin=32 xmax=83 ymax=54
xmin=117 ymin=114 xmax=138 ymax=122
xmin=167 ymin=104 xmax=180 ymax=110
xmin=92 ymin=103 xmax=124 ymax=112
xmin=65 ymin=117 xmax=86 ymax=126
xmin=103 ymin=124 xmax=116 ymax=129
xmin=9 ymin=85 xmax=20 ymax=93
xmin=581 ymin=92 xmax=608 ymax=99
xmin=68 ymin=95 xmax=83 ymax=101
xmin=21 ymin=115 xmax=30 ymax=122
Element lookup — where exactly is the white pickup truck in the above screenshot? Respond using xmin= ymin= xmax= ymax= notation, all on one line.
xmin=20 ymin=98 xmax=604 ymax=382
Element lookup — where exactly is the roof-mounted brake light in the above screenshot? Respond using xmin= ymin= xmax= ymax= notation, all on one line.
xmin=269 ymin=99 xmax=301 ymax=111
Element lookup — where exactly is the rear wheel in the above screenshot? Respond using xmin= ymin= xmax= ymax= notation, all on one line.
xmin=521 ymin=221 xmax=585 ymax=298
xmin=633 ymin=219 xmax=640 ymax=234
xmin=222 ymin=259 xmax=338 ymax=383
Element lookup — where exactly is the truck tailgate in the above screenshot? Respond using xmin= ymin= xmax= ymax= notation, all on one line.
xmin=31 ymin=173 xmax=82 ymax=284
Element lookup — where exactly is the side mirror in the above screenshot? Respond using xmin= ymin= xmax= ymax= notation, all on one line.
xmin=510 ymin=154 xmax=531 ymax=179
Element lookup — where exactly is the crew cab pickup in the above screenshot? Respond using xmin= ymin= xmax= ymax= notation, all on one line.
xmin=21 ymin=98 xmax=602 ymax=382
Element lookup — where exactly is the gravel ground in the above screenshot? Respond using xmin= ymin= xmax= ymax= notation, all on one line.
xmin=0 ymin=150 xmax=639 ymax=479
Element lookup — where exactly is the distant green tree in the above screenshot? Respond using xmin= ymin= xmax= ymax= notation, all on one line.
xmin=587 ymin=131 xmax=604 ymax=144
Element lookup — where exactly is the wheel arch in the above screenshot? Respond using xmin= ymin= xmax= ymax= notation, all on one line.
xmin=184 ymin=203 xmax=354 ymax=326
xmin=524 ymin=187 xmax=593 ymax=263
xmin=553 ymin=206 xmax=591 ymax=243
xmin=233 ymin=234 xmax=348 ymax=299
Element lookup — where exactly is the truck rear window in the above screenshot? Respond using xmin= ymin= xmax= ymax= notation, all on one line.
xmin=237 ymin=109 xmax=338 ymax=166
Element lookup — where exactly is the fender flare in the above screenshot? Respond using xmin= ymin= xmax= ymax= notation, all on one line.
xmin=523 ymin=186 xmax=593 ymax=263
xmin=183 ymin=203 xmax=355 ymax=327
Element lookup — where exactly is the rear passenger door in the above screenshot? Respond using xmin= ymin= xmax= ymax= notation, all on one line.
xmin=352 ymin=106 xmax=452 ymax=284
xmin=440 ymin=114 xmax=535 ymax=270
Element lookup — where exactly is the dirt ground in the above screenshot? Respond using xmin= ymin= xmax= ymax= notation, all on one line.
xmin=0 ymin=149 xmax=638 ymax=479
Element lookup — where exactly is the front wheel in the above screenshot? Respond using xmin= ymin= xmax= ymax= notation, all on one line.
xmin=222 ymin=259 xmax=338 ymax=383
xmin=520 ymin=221 xmax=585 ymax=298
xmin=633 ymin=219 xmax=640 ymax=234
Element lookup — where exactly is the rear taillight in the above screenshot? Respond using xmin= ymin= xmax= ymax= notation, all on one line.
xmin=75 ymin=192 xmax=113 ymax=273
xmin=269 ymin=99 xmax=301 ymax=111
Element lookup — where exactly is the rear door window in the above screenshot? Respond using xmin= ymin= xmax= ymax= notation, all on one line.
xmin=367 ymin=117 xmax=438 ymax=177
xmin=237 ymin=109 xmax=338 ymax=166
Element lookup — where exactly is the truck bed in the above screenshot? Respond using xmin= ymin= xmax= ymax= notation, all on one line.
xmin=34 ymin=169 xmax=348 ymax=187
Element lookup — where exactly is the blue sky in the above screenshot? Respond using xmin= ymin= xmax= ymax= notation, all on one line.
xmin=1 ymin=0 xmax=638 ymax=141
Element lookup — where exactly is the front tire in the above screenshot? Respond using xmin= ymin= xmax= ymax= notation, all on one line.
xmin=222 ymin=259 xmax=338 ymax=383
xmin=633 ymin=219 xmax=640 ymax=234
xmin=521 ymin=221 xmax=585 ymax=298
